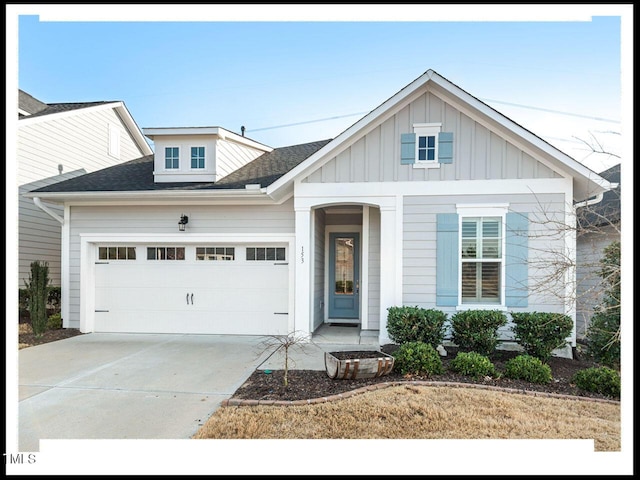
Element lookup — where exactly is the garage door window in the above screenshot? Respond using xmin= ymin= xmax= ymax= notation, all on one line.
xmin=246 ymin=247 xmax=286 ymax=261
xmin=99 ymin=246 xmax=136 ymax=260
xmin=147 ymin=247 xmax=185 ymax=260
xmin=196 ymin=247 xmax=235 ymax=261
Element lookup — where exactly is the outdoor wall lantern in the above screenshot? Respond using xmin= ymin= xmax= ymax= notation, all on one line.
xmin=178 ymin=214 xmax=189 ymax=231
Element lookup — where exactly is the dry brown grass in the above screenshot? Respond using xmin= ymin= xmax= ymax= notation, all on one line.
xmin=194 ymin=385 xmax=620 ymax=451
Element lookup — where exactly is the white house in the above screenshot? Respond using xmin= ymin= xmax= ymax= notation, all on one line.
xmin=17 ymin=90 xmax=153 ymax=287
xmin=25 ymin=70 xmax=614 ymax=349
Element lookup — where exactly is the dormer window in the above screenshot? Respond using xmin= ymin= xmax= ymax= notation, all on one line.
xmin=165 ymin=147 xmax=179 ymax=169
xmin=191 ymin=147 xmax=205 ymax=169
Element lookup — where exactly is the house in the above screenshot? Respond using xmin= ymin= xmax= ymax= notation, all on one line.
xmin=25 ymin=69 xmax=615 ymax=353
xmin=17 ymin=90 xmax=153 ymax=288
xmin=575 ymin=163 xmax=621 ymax=339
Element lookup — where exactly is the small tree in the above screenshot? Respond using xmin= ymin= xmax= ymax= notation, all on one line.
xmin=257 ymin=331 xmax=313 ymax=388
xmin=24 ymin=261 xmax=50 ymax=337
xmin=586 ymin=241 xmax=620 ymax=368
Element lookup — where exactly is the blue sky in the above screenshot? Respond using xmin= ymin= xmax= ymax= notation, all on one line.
xmin=5 ymin=4 xmax=633 ymax=476
xmin=10 ymin=5 xmax=631 ymax=173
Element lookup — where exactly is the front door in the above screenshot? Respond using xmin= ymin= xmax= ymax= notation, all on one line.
xmin=329 ymin=233 xmax=360 ymax=320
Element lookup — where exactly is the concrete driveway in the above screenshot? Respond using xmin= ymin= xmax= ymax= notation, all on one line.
xmin=18 ymin=333 xmax=274 ymax=452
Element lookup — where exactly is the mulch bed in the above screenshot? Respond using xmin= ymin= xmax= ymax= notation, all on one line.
xmin=233 ymin=345 xmax=618 ymax=403
xmin=18 ymin=326 xmax=84 ymax=349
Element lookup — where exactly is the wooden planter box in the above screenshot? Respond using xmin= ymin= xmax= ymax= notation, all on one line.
xmin=324 ymin=351 xmax=394 ymax=380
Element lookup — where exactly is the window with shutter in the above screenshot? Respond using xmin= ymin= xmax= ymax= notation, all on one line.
xmin=402 ymin=124 xmax=454 ymax=168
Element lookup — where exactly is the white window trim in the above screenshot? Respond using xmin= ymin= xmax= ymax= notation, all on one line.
xmin=456 ymin=204 xmax=509 ymax=310
xmin=190 ymin=146 xmax=206 ymax=170
xmin=165 ymin=146 xmax=180 ymax=170
xmin=412 ymin=122 xmax=441 ymax=169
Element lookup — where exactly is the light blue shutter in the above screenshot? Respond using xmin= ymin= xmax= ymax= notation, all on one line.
xmin=436 ymin=213 xmax=459 ymax=306
xmin=438 ymin=132 xmax=454 ymax=164
xmin=401 ymin=133 xmax=416 ymax=165
xmin=505 ymin=212 xmax=529 ymax=307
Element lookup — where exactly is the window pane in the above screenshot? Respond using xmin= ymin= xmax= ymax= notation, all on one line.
xmin=427 ymin=149 xmax=435 ymax=161
xmin=127 ymin=247 xmax=136 ymax=260
xmin=481 ymin=263 xmax=500 ymax=301
xmin=167 ymin=248 xmax=176 ymax=260
xmin=246 ymin=248 xmax=255 ymax=261
xmin=266 ymin=248 xmax=276 ymax=261
xmin=176 ymin=248 xmax=185 ymax=260
xmin=147 ymin=247 xmax=156 ymax=260
xmin=482 ymin=238 xmax=501 ymax=258
xmin=99 ymin=247 xmax=107 ymax=260
xmin=334 ymin=237 xmax=354 ymax=295
xmin=482 ymin=219 xmax=500 ymax=237
xmin=196 ymin=247 xmax=205 ymax=260
xmin=257 ymin=248 xmax=266 ymax=261
xmin=418 ymin=136 xmax=427 ymax=148
xmin=427 ymin=136 xmax=435 ymax=148
xmin=276 ymin=248 xmax=285 ymax=261
xmin=226 ymin=248 xmax=235 ymax=260
xmin=461 ymin=263 xmax=478 ymax=302
xmin=418 ymin=150 xmax=426 ymax=161
xmin=108 ymin=247 xmax=117 ymax=260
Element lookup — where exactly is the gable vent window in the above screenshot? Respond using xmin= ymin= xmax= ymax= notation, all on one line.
xmin=165 ymin=147 xmax=180 ymax=169
xmin=401 ymin=123 xmax=454 ymax=168
xmin=191 ymin=146 xmax=205 ymax=169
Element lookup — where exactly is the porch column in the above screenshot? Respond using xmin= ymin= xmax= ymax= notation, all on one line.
xmin=294 ymin=206 xmax=312 ymax=337
xmin=379 ymin=200 xmax=402 ymax=345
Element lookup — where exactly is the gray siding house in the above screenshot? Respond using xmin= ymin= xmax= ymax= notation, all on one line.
xmin=18 ymin=90 xmax=152 ymax=287
xmin=26 ymin=70 xmax=614 ymax=350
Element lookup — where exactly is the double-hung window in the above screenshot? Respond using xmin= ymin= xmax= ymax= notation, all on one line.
xmin=460 ymin=216 xmax=503 ymax=304
xmin=191 ymin=146 xmax=205 ymax=169
xmin=414 ymin=123 xmax=440 ymax=166
xmin=165 ymin=147 xmax=179 ymax=169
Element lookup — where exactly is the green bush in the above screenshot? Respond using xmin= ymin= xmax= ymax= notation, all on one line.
xmin=510 ymin=312 xmax=573 ymax=361
xmin=393 ymin=341 xmax=444 ymax=376
xmin=572 ymin=366 xmax=620 ymax=397
xmin=47 ymin=313 xmax=62 ymax=330
xmin=503 ymin=354 xmax=552 ymax=384
xmin=585 ymin=241 xmax=620 ymax=368
xmin=387 ymin=306 xmax=447 ymax=347
xmin=48 ymin=287 xmax=62 ymax=311
xmin=19 ymin=288 xmax=30 ymax=316
xmin=450 ymin=310 xmax=508 ymax=356
xmin=24 ymin=261 xmax=50 ymax=337
xmin=450 ymin=351 xmax=497 ymax=379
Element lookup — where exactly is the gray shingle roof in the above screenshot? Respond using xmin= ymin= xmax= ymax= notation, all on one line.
xmin=577 ymin=163 xmax=621 ymax=229
xmin=18 ymin=89 xmax=115 ymax=119
xmin=31 ymin=139 xmax=332 ymax=193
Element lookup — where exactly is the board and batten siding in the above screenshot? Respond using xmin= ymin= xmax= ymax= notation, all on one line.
xmin=302 ymin=90 xmax=562 ymax=184
xmin=367 ymin=207 xmax=381 ymax=331
xmin=313 ymin=208 xmax=326 ymax=330
xmin=65 ymin=199 xmax=295 ymax=328
xmin=403 ymin=193 xmax=567 ymax=340
xmin=18 ymin=107 xmax=146 ymax=286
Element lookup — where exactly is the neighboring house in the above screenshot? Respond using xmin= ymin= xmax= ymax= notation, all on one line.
xmin=17 ymin=90 xmax=153 ymax=287
xmin=25 ymin=69 xmax=614 ymax=353
xmin=575 ymin=163 xmax=621 ymax=339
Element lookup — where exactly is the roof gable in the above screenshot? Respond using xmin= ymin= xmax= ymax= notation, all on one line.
xmin=266 ymin=69 xmax=614 ymax=202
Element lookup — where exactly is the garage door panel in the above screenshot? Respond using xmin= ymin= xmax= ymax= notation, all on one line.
xmin=94 ymin=244 xmax=289 ymax=335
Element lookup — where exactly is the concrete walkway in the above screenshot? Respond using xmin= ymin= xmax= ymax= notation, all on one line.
xmin=18 ymin=328 xmax=381 ymax=451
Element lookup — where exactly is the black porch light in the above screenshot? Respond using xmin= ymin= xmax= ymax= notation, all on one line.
xmin=178 ymin=214 xmax=189 ymax=231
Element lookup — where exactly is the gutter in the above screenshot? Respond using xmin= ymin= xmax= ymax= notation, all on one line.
xmin=574 ymin=192 xmax=604 ymax=209
xmin=33 ymin=197 xmax=64 ymax=224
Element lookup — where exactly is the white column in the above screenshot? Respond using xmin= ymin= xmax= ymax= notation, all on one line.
xmin=379 ymin=201 xmax=401 ymax=344
xmin=61 ymin=204 xmax=71 ymax=328
xmin=294 ymin=206 xmax=312 ymax=337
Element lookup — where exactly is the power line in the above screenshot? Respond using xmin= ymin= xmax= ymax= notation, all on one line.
xmin=246 ymin=111 xmax=370 ymax=133
xmin=480 ymin=98 xmax=619 ymax=124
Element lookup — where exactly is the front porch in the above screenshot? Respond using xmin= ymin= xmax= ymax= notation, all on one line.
xmin=311 ymin=323 xmax=380 ymax=346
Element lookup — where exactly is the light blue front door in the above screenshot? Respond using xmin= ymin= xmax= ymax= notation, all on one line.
xmin=329 ymin=233 xmax=360 ymax=319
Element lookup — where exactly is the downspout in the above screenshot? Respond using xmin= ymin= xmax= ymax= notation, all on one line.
xmin=33 ymin=197 xmax=64 ymax=224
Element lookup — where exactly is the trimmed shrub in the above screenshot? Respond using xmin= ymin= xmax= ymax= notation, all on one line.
xmin=450 ymin=351 xmax=497 ymax=379
xmin=47 ymin=313 xmax=63 ymax=330
xmin=393 ymin=341 xmax=444 ymax=376
xmin=386 ymin=306 xmax=447 ymax=347
xmin=24 ymin=261 xmax=50 ymax=337
xmin=510 ymin=312 xmax=573 ymax=361
xmin=450 ymin=310 xmax=508 ymax=356
xmin=503 ymin=354 xmax=552 ymax=384
xmin=572 ymin=366 xmax=620 ymax=397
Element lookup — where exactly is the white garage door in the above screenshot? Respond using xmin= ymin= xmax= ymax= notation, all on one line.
xmin=94 ymin=244 xmax=289 ymax=335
